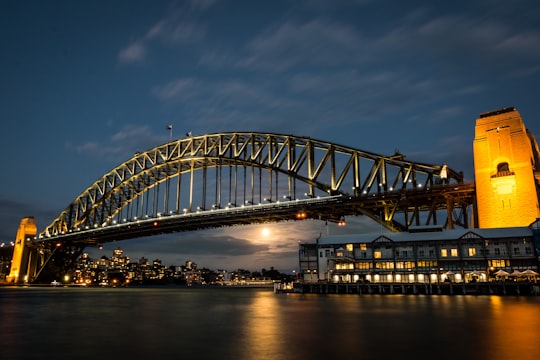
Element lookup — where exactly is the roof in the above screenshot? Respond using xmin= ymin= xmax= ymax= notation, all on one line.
xmin=317 ymin=226 xmax=533 ymax=246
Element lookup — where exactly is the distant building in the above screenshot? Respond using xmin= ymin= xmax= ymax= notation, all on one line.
xmin=298 ymin=220 xmax=540 ymax=284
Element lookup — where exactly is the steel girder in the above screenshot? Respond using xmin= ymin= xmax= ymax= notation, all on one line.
xmin=41 ymin=132 xmax=467 ymax=240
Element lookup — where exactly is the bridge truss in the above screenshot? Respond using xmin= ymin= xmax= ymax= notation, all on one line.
xmin=28 ymin=132 xmax=475 ymax=281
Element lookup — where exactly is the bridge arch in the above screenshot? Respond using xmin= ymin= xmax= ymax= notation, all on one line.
xmin=42 ymin=132 xmax=465 ymax=240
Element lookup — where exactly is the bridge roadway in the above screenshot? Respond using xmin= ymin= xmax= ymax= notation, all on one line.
xmin=39 ymin=181 xmax=476 ymax=247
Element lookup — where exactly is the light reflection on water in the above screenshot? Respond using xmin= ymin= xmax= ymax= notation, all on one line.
xmin=0 ymin=287 xmax=539 ymax=360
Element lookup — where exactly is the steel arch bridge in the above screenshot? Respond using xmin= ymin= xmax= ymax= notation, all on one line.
xmin=28 ymin=132 xmax=475 ymax=281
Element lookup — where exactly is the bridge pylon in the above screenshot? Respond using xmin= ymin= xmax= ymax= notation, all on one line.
xmin=473 ymin=107 xmax=540 ymax=228
xmin=6 ymin=217 xmax=37 ymax=283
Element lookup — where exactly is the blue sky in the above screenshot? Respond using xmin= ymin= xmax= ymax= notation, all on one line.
xmin=1 ymin=0 xmax=539 ymax=272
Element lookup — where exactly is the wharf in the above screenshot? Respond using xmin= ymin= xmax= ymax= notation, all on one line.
xmin=275 ymin=282 xmax=540 ymax=296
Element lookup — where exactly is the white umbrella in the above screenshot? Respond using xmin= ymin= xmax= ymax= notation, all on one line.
xmin=510 ymin=270 xmax=522 ymax=277
xmin=494 ymin=269 xmax=510 ymax=277
xmin=521 ymin=269 xmax=539 ymax=276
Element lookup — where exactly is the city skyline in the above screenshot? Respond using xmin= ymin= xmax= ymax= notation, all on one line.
xmin=1 ymin=0 xmax=540 ymax=272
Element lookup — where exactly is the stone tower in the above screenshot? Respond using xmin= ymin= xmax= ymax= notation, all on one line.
xmin=473 ymin=107 xmax=540 ymax=228
xmin=6 ymin=216 xmax=37 ymax=283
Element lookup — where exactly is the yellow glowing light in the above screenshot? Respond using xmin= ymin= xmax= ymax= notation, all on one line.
xmin=261 ymin=228 xmax=270 ymax=236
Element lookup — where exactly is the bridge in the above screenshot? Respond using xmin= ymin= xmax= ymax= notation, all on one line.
xmin=8 ymin=132 xmax=476 ymax=283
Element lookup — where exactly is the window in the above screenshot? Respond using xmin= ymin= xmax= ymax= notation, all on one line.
xmin=495 ymin=248 xmax=501 ymax=256
xmin=336 ymin=263 xmax=354 ymax=270
xmin=396 ymin=261 xmax=415 ymax=269
xmin=375 ymin=261 xmax=394 ymax=269
xmin=374 ymin=251 xmax=382 ymax=259
xmin=468 ymin=248 xmax=476 ymax=256
xmin=417 ymin=260 xmax=437 ymax=268
xmin=513 ymin=247 xmax=520 ymax=255
xmin=489 ymin=259 xmax=507 ymax=267
xmin=495 ymin=162 xmax=514 ymax=177
xmin=497 ymin=162 xmax=509 ymax=172
xmin=441 ymin=249 xmax=448 ymax=257
xmin=355 ymin=262 xmax=371 ymax=270
xmin=451 ymin=248 xmax=458 ymax=257
xmin=418 ymin=250 xmax=425 ymax=257
xmin=346 ymin=244 xmax=353 ymax=252
xmin=360 ymin=243 xmax=367 ymax=251
xmin=526 ymin=247 xmax=532 ymax=255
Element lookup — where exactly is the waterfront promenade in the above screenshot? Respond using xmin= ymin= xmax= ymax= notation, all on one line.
xmin=276 ymin=281 xmax=540 ymax=296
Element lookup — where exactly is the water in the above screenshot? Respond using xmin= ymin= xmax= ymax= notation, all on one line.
xmin=1 ymin=286 xmax=539 ymax=360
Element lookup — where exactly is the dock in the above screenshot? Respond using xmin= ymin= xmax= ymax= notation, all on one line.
xmin=275 ymin=281 xmax=540 ymax=296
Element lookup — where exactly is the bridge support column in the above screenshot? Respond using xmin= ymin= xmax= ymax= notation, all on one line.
xmin=6 ymin=217 xmax=37 ymax=283
xmin=473 ymin=107 xmax=540 ymax=228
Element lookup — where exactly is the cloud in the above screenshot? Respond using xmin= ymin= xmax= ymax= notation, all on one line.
xmin=117 ymin=2 xmax=212 ymax=64
xmin=239 ymin=19 xmax=364 ymax=72
xmin=0 ymin=197 xmax=58 ymax=242
xmin=65 ymin=124 xmax=168 ymax=162
xmin=118 ymin=42 xmax=146 ymax=63
xmin=378 ymin=13 xmax=540 ymax=66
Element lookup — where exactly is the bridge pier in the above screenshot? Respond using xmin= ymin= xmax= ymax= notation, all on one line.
xmin=6 ymin=217 xmax=36 ymax=283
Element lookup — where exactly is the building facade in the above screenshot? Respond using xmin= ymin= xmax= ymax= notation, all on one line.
xmin=299 ymin=220 xmax=540 ymax=284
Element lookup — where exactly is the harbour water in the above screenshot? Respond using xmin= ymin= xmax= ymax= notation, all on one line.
xmin=1 ymin=286 xmax=539 ymax=360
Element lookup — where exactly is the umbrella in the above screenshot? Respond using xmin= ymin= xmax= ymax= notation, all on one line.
xmin=521 ymin=269 xmax=539 ymax=276
xmin=494 ymin=269 xmax=509 ymax=276
xmin=510 ymin=270 xmax=522 ymax=277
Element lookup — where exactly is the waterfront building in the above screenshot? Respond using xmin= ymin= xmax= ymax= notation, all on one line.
xmin=298 ymin=220 xmax=540 ymax=284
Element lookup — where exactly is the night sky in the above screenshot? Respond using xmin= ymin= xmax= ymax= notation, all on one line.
xmin=1 ymin=0 xmax=539 ymax=272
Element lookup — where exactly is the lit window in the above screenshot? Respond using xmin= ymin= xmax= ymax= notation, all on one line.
xmin=346 ymin=244 xmax=353 ymax=252
xmin=374 ymin=251 xmax=382 ymax=259
xmin=360 ymin=243 xmax=367 ymax=250
xmin=468 ymin=248 xmax=476 ymax=256
xmin=441 ymin=249 xmax=448 ymax=257
xmin=451 ymin=248 xmax=458 ymax=257
xmin=489 ymin=259 xmax=506 ymax=267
